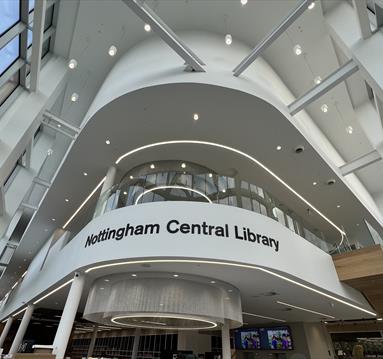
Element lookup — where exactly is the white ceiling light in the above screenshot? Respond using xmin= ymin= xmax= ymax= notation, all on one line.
xmin=83 ymin=172 xmax=88 ymax=176
xmin=150 ymin=164 xmax=155 ymax=169
xmin=377 ymin=318 xmax=383 ymax=321
xmin=130 ymin=175 xmax=134 ymax=179
xmin=144 ymin=23 xmax=151 ymax=32
xmin=173 ymin=274 xmax=179 ymax=278
xmin=276 ymin=145 xmax=282 ymax=151
xmin=108 ymin=45 xmax=117 ymax=57
xmin=293 ymin=44 xmax=303 ymax=56
xmin=105 ymin=139 xmax=111 ymax=145
xmin=314 ymin=76 xmax=322 ymax=85
xmin=222 ymin=189 xmax=226 ymax=193
xmin=123 ymin=191 xmax=128 ymax=195
xmin=313 ymin=181 xmax=317 ymax=186
xmin=65 ymin=198 xmax=69 ymax=202
xmin=193 ymin=113 xmax=199 ymax=121
xmin=337 ymin=205 xmax=341 ymax=208
xmin=70 ymin=93 xmax=79 ymax=102
xmin=240 ymin=0 xmax=248 ymax=5
xmin=52 ymin=218 xmax=56 ymax=222
xmin=277 ymin=301 xmax=335 ymax=319
xmin=243 ymin=312 xmax=286 ymax=323
xmin=68 ymin=59 xmax=78 ymax=69
xmin=308 ymin=1 xmax=315 ymax=10
xmin=131 ymin=274 xmax=137 ymax=277
xmin=321 ymin=104 xmax=328 ymax=113
xmin=208 ymin=173 xmax=213 ymax=178
xmin=181 ymin=163 xmax=186 ymax=168
xmin=210 ymin=280 xmax=216 ymax=284
xmin=225 ymin=34 xmax=233 ymax=45
xmin=346 ymin=125 xmax=353 ymax=134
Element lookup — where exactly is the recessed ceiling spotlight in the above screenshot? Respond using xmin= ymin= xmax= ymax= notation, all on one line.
xmin=308 ymin=1 xmax=315 ymax=10
xmin=83 ymin=172 xmax=88 ymax=176
xmin=105 ymin=139 xmax=111 ymax=145
xmin=210 ymin=280 xmax=216 ymax=284
xmin=377 ymin=317 xmax=383 ymax=321
xmin=240 ymin=0 xmax=248 ymax=5
xmin=208 ymin=173 xmax=213 ymax=178
xmin=314 ymin=76 xmax=322 ymax=85
xmin=52 ymin=218 xmax=56 ymax=221
xmin=131 ymin=274 xmax=137 ymax=277
xmin=65 ymin=198 xmax=69 ymax=202
xmin=100 ymin=287 xmax=105 ymax=290
xmin=225 ymin=34 xmax=233 ymax=45
xmin=47 ymin=148 xmax=53 ymax=156
xmin=108 ymin=45 xmax=117 ymax=56
xmin=293 ymin=44 xmax=303 ymax=56
xmin=336 ymin=204 xmax=341 ymax=208
xmin=346 ymin=125 xmax=353 ymax=134
xmin=68 ymin=59 xmax=78 ymax=69
xmin=173 ymin=274 xmax=179 ymax=277
xmin=70 ymin=93 xmax=79 ymax=102
xmin=123 ymin=191 xmax=128 ymax=195
xmin=129 ymin=175 xmax=134 ymax=179
xmin=193 ymin=113 xmax=199 ymax=121
xmin=313 ymin=181 xmax=317 ymax=186
xmin=104 ymin=279 xmax=110 ymax=282
xmin=228 ymin=289 xmax=233 ymax=292
xmin=276 ymin=145 xmax=282 ymax=151
xmin=150 ymin=164 xmax=155 ymax=169
xmin=57 ymin=124 xmax=61 ymax=128
xmin=181 ymin=163 xmax=186 ymax=168
xmin=321 ymin=104 xmax=328 ymax=113
xmin=222 ymin=189 xmax=226 ymax=193
xmin=356 ymin=223 xmax=360 ymax=227
xmin=144 ymin=23 xmax=151 ymax=32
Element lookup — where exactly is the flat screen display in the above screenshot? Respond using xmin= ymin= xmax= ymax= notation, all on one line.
xmin=234 ymin=326 xmax=293 ymax=351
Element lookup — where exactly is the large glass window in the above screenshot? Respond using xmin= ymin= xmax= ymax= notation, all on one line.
xmin=0 ymin=70 xmax=19 ymax=106
xmin=0 ymin=36 xmax=20 ymax=75
xmin=0 ymin=0 xmax=20 ymax=36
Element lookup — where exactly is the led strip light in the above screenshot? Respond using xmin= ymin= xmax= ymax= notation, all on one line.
xmin=242 ymin=311 xmax=286 ymax=323
xmin=276 ymin=301 xmax=335 ymax=319
xmin=33 ymin=278 xmax=74 ymax=305
xmin=84 ymin=259 xmax=376 ymax=317
xmin=134 ymin=185 xmax=212 ymax=205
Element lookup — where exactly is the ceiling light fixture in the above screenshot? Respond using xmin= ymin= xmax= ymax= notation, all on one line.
xmin=276 ymin=301 xmax=335 ymax=319
xmin=210 ymin=280 xmax=216 ymax=284
xmin=321 ymin=104 xmax=328 ymax=113
xmin=314 ymin=76 xmax=322 ymax=85
xmin=313 ymin=182 xmax=317 ymax=186
xmin=129 ymin=175 xmax=134 ymax=179
xmin=308 ymin=1 xmax=315 ymax=10
xmin=346 ymin=125 xmax=353 ymax=134
xmin=193 ymin=113 xmax=199 ymax=121
xmin=181 ymin=163 xmax=186 ymax=168
xmin=144 ymin=23 xmax=151 ymax=32
xmin=33 ymin=279 xmax=74 ymax=305
xmin=150 ymin=164 xmax=155 ymax=169
xmin=123 ymin=191 xmax=128 ymax=195
xmin=68 ymin=59 xmax=78 ymax=69
xmin=240 ymin=0 xmax=248 ymax=4
xmin=65 ymin=199 xmax=69 ymax=202
xmin=243 ymin=312 xmax=286 ymax=323
xmin=83 ymin=172 xmax=88 ymax=176
xmin=173 ymin=274 xmax=179 ymax=278
xmin=70 ymin=93 xmax=79 ymax=102
xmin=52 ymin=218 xmax=56 ymax=221
xmin=208 ymin=173 xmax=213 ymax=178
xmin=108 ymin=45 xmax=117 ymax=57
xmin=131 ymin=274 xmax=137 ymax=277
xmin=293 ymin=44 xmax=303 ymax=56
xmin=377 ymin=318 xmax=383 ymax=321
xmin=105 ymin=139 xmax=111 ymax=145
xmin=276 ymin=145 xmax=282 ymax=151
xmin=225 ymin=34 xmax=233 ymax=45
xmin=337 ymin=205 xmax=341 ymax=208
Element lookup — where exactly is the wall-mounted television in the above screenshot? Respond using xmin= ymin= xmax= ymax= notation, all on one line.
xmin=234 ymin=326 xmax=293 ymax=351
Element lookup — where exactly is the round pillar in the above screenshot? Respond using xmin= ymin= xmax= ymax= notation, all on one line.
xmin=0 ymin=317 xmax=14 ymax=349
xmin=221 ymin=319 xmax=231 ymax=359
xmin=8 ymin=304 xmax=34 ymax=355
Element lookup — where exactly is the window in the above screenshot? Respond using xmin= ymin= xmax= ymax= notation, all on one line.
xmin=29 ymin=0 xmax=35 ymax=13
xmin=0 ymin=35 xmax=20 ymax=75
xmin=0 ymin=0 xmax=20 ymax=36
xmin=0 ymin=70 xmax=19 ymax=106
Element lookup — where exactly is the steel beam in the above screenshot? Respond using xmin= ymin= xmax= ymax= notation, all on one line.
xmin=233 ymin=0 xmax=311 ymax=77
xmin=353 ymin=0 xmax=372 ymax=39
xmin=43 ymin=111 xmax=81 ymax=134
xmin=288 ymin=60 xmax=359 ymax=115
xmin=122 ymin=0 xmax=205 ymax=72
xmin=0 ymin=59 xmax=25 ymax=88
xmin=339 ymin=150 xmax=382 ymax=176
xmin=42 ymin=121 xmax=77 ymax=140
xmin=0 ymin=23 xmax=26 ymax=49
xmin=30 ymin=0 xmax=47 ymax=91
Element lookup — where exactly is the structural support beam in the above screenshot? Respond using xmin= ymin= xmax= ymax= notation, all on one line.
xmin=288 ymin=60 xmax=359 ymax=115
xmin=233 ymin=0 xmax=311 ymax=77
xmin=0 ymin=317 xmax=13 ymax=349
xmin=9 ymin=304 xmax=34 ymax=355
xmin=87 ymin=324 xmax=98 ymax=358
xmin=221 ymin=319 xmax=231 ymax=359
xmin=339 ymin=150 xmax=382 ymax=176
xmin=353 ymin=0 xmax=372 ymax=39
xmin=0 ymin=186 xmax=5 ymax=217
xmin=122 ymin=0 xmax=205 ymax=72
xmin=43 ymin=111 xmax=81 ymax=134
xmin=30 ymin=0 xmax=47 ymax=91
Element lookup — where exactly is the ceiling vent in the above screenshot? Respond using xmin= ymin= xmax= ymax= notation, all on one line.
xmin=327 ymin=179 xmax=336 ymax=186
xmin=294 ymin=145 xmax=305 ymax=154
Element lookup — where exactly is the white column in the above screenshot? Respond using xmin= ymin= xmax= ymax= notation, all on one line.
xmin=8 ymin=304 xmax=34 ymax=355
xmin=100 ymin=166 xmax=117 ymax=197
xmin=0 ymin=317 xmax=14 ymax=349
xmin=131 ymin=328 xmax=141 ymax=359
xmin=221 ymin=320 xmax=231 ymax=359
xmin=52 ymin=273 xmax=85 ymax=359
xmin=87 ymin=324 xmax=98 ymax=358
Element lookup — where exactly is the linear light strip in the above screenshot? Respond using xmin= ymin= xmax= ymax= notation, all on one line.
xmin=242 ymin=311 xmax=286 ymax=323
xmin=276 ymin=300 xmax=335 ymax=319
xmin=134 ymin=185 xmax=212 ymax=205
xmin=12 ymin=307 xmax=27 ymax=317
xmin=114 ymin=140 xmax=345 ymax=237
xmin=84 ymin=259 xmax=376 ymax=317
xmin=62 ymin=177 xmax=106 ymax=229
xmin=33 ymin=279 xmax=73 ymax=305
